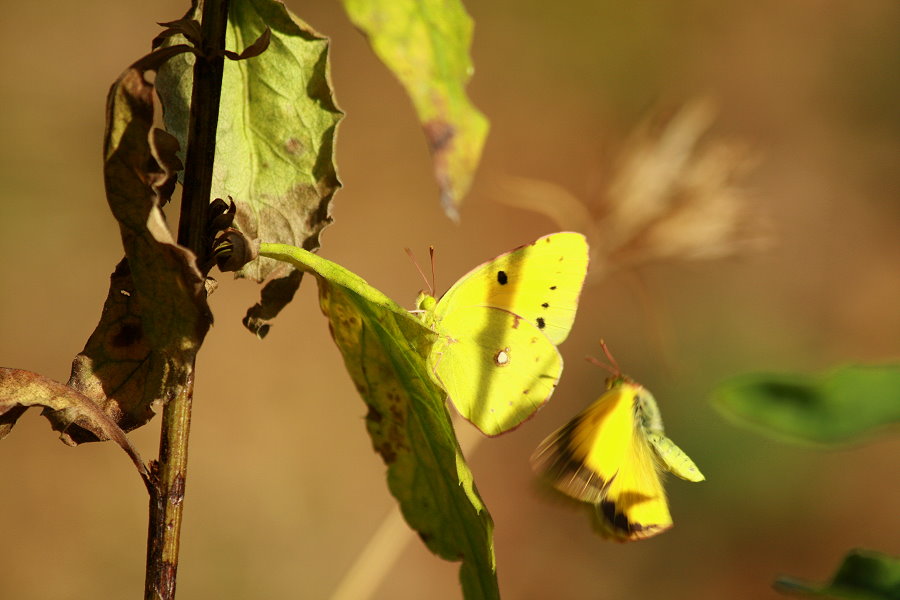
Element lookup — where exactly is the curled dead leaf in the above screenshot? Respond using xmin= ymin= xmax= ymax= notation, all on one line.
xmin=0 ymin=368 xmax=152 ymax=489
xmin=214 ymin=228 xmax=259 ymax=272
xmin=57 ymin=48 xmax=212 ymax=443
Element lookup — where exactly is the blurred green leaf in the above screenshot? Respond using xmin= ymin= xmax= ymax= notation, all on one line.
xmin=259 ymin=243 xmax=499 ymax=600
xmin=775 ymin=549 xmax=900 ymax=599
xmin=713 ymin=364 xmax=900 ymax=444
xmin=341 ymin=0 xmax=488 ymax=220
xmin=156 ymin=0 xmax=342 ymax=336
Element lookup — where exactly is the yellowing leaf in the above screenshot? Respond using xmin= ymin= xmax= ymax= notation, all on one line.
xmin=156 ymin=0 xmax=343 ymax=336
xmin=259 ymin=243 xmax=498 ymax=599
xmin=342 ymin=0 xmax=488 ymax=220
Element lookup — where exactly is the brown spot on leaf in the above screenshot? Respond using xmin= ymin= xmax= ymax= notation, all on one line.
xmin=284 ymin=137 xmax=305 ymax=155
xmin=366 ymin=405 xmax=383 ymax=424
xmin=112 ymin=322 xmax=144 ymax=348
xmin=377 ymin=442 xmax=397 ymax=464
xmin=423 ymin=119 xmax=455 ymax=154
xmin=422 ymin=119 xmax=460 ymax=221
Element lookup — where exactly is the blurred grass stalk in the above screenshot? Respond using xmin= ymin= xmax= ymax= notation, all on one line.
xmin=331 ymin=417 xmax=485 ymax=600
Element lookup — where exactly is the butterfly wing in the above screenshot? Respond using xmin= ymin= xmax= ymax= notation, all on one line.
xmin=531 ymin=383 xmax=636 ymax=503
xmin=647 ymin=432 xmax=705 ymax=482
xmin=533 ymin=382 xmax=674 ymax=541
xmin=634 ymin=387 xmax=665 ymax=433
xmin=424 ymin=232 xmax=588 ymax=435
xmin=593 ymin=384 xmax=675 ymax=541
xmin=429 ymin=305 xmax=562 ymax=436
xmin=593 ymin=430 xmax=672 ymax=542
xmin=434 ymin=232 xmax=589 ymax=345
xmin=634 ymin=386 xmax=705 ymax=482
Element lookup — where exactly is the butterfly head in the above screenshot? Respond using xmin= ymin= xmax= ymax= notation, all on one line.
xmin=587 ymin=340 xmax=637 ymax=390
xmin=415 ymin=291 xmax=437 ymax=312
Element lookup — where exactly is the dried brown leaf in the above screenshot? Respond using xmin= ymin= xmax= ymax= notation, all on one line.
xmin=0 ymin=368 xmax=151 ymax=486
xmin=59 ymin=53 xmax=211 ymax=443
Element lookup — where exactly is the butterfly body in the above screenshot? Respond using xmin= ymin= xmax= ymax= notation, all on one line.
xmin=415 ymin=232 xmax=589 ymax=436
xmin=533 ymin=376 xmax=704 ymax=541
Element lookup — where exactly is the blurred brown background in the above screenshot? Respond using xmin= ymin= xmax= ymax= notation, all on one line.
xmin=1 ymin=1 xmax=898 ymax=599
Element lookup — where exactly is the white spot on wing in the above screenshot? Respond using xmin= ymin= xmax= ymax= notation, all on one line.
xmin=493 ymin=348 xmax=511 ymax=366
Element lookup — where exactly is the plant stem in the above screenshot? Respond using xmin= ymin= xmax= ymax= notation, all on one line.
xmin=177 ymin=0 xmax=230 ymax=267
xmin=144 ymin=0 xmax=229 ymax=597
xmin=144 ymin=376 xmax=195 ymax=600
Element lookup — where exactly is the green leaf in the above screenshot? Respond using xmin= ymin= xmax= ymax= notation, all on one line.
xmin=775 ymin=549 xmax=900 ymax=599
xmin=0 ymin=368 xmax=150 ymax=486
xmin=341 ymin=0 xmax=489 ymax=220
xmin=713 ymin=364 xmax=900 ymax=445
xmin=156 ymin=0 xmax=342 ymax=336
xmin=259 ymin=243 xmax=499 ymax=600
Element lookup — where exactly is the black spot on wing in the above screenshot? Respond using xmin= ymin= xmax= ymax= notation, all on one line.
xmin=541 ymin=302 xmax=549 ymax=308
xmin=549 ymin=285 xmax=557 ymax=290
xmin=599 ymin=497 xmax=662 ymax=538
xmin=536 ymin=317 xmax=546 ymax=330
xmin=497 ymin=270 xmax=508 ymax=285
xmin=599 ymin=500 xmax=629 ymax=532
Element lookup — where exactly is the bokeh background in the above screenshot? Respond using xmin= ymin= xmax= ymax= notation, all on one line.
xmin=1 ymin=1 xmax=898 ymax=599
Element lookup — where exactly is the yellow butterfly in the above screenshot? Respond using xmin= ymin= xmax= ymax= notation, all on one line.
xmin=414 ymin=232 xmax=589 ymax=436
xmin=532 ymin=345 xmax=704 ymax=541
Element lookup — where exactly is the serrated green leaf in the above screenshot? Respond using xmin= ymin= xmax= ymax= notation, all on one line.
xmin=156 ymin=0 xmax=342 ymax=335
xmin=342 ymin=0 xmax=488 ymax=220
xmin=259 ymin=243 xmax=498 ymax=600
xmin=775 ymin=549 xmax=900 ymax=599
xmin=713 ymin=364 xmax=900 ymax=445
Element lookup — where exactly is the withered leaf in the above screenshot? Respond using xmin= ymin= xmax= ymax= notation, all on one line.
xmin=60 ymin=51 xmax=211 ymax=443
xmin=0 ymin=368 xmax=151 ymax=487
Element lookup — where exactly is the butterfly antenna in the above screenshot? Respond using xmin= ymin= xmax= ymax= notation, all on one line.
xmin=404 ymin=247 xmax=434 ymax=296
xmin=428 ymin=246 xmax=436 ymax=296
xmin=586 ymin=340 xmax=624 ymax=379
